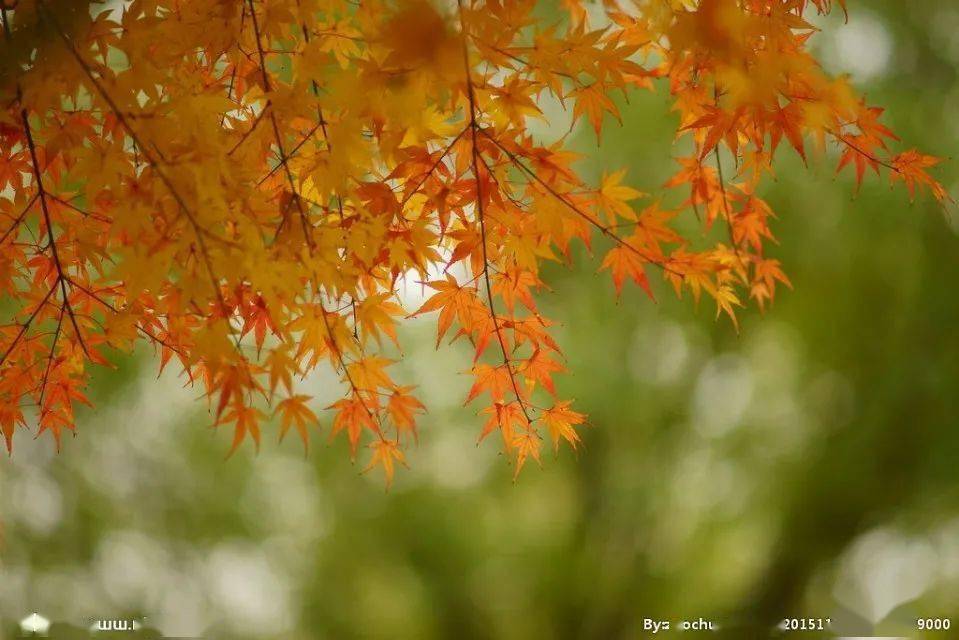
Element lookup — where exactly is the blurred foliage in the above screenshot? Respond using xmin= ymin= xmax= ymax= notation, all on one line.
xmin=3 ymin=0 xmax=959 ymax=638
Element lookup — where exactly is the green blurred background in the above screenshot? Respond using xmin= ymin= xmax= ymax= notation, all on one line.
xmin=2 ymin=1 xmax=959 ymax=638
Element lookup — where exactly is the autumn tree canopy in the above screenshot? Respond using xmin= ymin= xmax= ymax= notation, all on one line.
xmin=0 ymin=0 xmax=947 ymax=483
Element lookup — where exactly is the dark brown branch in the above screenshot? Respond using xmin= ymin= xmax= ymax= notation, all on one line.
xmin=246 ymin=0 xmax=314 ymax=249
xmin=20 ymin=107 xmax=90 ymax=359
xmin=319 ymin=304 xmax=387 ymax=440
xmin=458 ymin=0 xmax=533 ymax=424
xmin=828 ymin=128 xmax=900 ymax=173
xmin=38 ymin=305 xmax=65 ymax=405
xmin=294 ymin=8 xmax=334 ymax=153
xmin=255 ymin=121 xmax=324 ymax=187
xmin=0 ymin=284 xmax=58 ymax=367
xmin=0 ymin=193 xmax=38 ymax=245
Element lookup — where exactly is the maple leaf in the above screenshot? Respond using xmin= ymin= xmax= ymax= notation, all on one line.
xmin=239 ymin=295 xmax=277 ymax=354
xmin=769 ymin=102 xmax=807 ymax=162
xmin=265 ymin=345 xmax=299 ymax=397
xmin=733 ymin=196 xmax=776 ymax=251
xmin=492 ymin=265 xmax=542 ymax=314
xmin=466 ymin=363 xmax=515 ymax=405
xmin=37 ymin=406 xmax=77 ymax=453
xmin=683 ymin=106 xmax=744 ymax=158
xmin=714 ymin=285 xmax=743 ymax=332
xmin=541 ymin=401 xmax=586 ymax=452
xmin=411 ymin=274 xmax=484 ymax=348
xmin=836 ymin=134 xmax=883 ymax=191
xmin=0 ymin=404 xmax=26 ymax=454
xmin=573 ymin=84 xmax=621 ymax=140
xmin=387 ymin=385 xmax=426 ymax=442
xmin=209 ymin=363 xmax=260 ymax=423
xmin=890 ymin=150 xmax=948 ymax=202
xmin=363 ymin=439 xmax=407 ymax=488
xmin=346 ymin=356 xmax=396 ymax=392
xmin=329 ymin=395 xmax=378 ymax=458
xmin=355 ymin=293 xmax=405 ymax=347
xmin=274 ymin=394 xmax=318 ymax=451
xmin=601 ymin=244 xmax=654 ymax=298
xmin=220 ymin=403 xmax=267 ymax=456
xmin=521 ymin=348 xmax=565 ymax=397
xmin=751 ymin=258 xmax=792 ymax=311
xmin=511 ymin=432 xmax=542 ymax=479
xmin=478 ymin=402 xmax=529 ymax=448
xmin=597 ymin=169 xmax=645 ymax=222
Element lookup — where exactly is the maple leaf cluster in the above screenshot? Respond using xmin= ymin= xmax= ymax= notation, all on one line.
xmin=0 ymin=0 xmax=947 ymax=484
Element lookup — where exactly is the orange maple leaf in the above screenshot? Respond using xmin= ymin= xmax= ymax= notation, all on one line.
xmin=274 ymin=394 xmax=318 ymax=451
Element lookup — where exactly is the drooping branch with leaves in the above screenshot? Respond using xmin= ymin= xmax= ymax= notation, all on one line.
xmin=0 ymin=0 xmax=947 ymax=483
